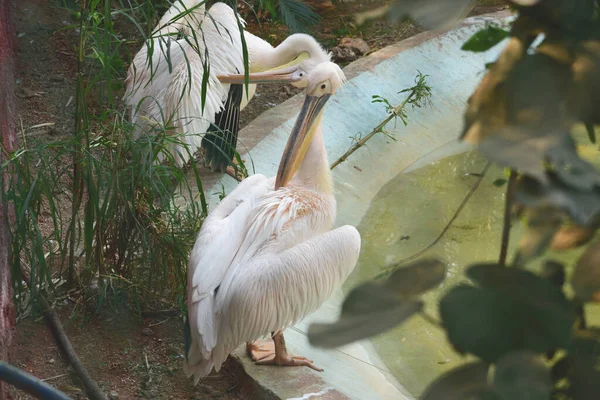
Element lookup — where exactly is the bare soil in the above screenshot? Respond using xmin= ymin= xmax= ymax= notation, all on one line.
xmin=11 ymin=0 xmax=508 ymax=399
xmin=14 ymin=305 xmax=242 ymax=399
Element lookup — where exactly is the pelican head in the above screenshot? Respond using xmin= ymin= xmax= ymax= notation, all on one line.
xmin=275 ymin=61 xmax=345 ymax=189
xmin=217 ymin=34 xmax=331 ymax=88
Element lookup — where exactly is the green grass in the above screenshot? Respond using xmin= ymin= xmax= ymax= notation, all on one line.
xmin=4 ymin=0 xmax=358 ymax=317
xmin=5 ymin=0 xmax=212 ymax=317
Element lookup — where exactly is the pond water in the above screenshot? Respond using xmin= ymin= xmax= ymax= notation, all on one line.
xmin=344 ymin=125 xmax=600 ymax=395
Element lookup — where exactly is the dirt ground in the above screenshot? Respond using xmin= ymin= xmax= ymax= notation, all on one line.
xmin=14 ymin=306 xmax=241 ymax=400
xmin=10 ymin=0 xmax=508 ymax=399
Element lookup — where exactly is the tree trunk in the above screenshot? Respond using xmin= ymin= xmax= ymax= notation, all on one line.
xmin=0 ymin=0 xmax=16 ymax=398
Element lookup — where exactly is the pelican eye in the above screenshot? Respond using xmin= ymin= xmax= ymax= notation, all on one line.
xmin=320 ymin=84 xmax=326 ymax=89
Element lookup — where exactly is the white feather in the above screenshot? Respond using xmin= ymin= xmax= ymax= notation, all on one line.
xmin=125 ymin=2 xmax=244 ymax=166
xmin=185 ymin=176 xmax=360 ymax=379
xmin=124 ymin=1 xmax=332 ymax=168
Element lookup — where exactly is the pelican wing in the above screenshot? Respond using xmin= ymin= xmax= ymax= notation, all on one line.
xmin=154 ymin=0 xmax=206 ymax=36
xmin=189 ymin=174 xmax=270 ymax=300
xmin=206 ymin=225 xmax=360 ymax=377
xmin=125 ymin=3 xmax=246 ymax=166
xmin=201 ymin=83 xmax=243 ymax=171
xmin=124 ymin=0 xmax=205 ymax=125
xmin=185 ymin=174 xmax=270 ymax=372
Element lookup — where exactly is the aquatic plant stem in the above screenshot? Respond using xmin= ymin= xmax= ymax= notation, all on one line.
xmin=498 ymin=170 xmax=516 ymax=266
xmin=379 ymin=161 xmax=492 ymax=277
xmin=330 ymin=90 xmax=417 ymax=170
xmin=225 ymin=165 xmax=244 ymax=182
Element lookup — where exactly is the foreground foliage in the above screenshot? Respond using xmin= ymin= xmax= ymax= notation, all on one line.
xmin=309 ymin=1 xmax=600 ymax=399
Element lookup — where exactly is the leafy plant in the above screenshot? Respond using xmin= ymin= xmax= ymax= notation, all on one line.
xmin=461 ymin=24 xmax=509 ymax=52
xmin=241 ymin=0 xmax=320 ymax=33
xmin=310 ymin=1 xmax=600 ymax=399
xmin=276 ymin=0 xmax=320 ymax=33
xmin=3 ymin=0 xmax=225 ymax=317
xmin=330 ymin=72 xmax=432 ymax=169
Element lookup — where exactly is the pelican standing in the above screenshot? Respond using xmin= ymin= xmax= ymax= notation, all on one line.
xmin=124 ymin=0 xmax=331 ymax=171
xmin=184 ymin=62 xmax=360 ymax=382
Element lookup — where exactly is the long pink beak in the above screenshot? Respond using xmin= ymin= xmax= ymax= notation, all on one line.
xmin=217 ymin=65 xmax=301 ymax=84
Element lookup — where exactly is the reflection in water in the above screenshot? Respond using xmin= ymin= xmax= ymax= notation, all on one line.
xmin=344 ymin=127 xmax=600 ymax=396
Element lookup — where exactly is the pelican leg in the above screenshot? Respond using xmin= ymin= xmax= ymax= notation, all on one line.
xmin=225 ymin=165 xmax=244 ymax=182
xmin=246 ymin=340 xmax=275 ymax=361
xmin=255 ymin=330 xmax=324 ymax=372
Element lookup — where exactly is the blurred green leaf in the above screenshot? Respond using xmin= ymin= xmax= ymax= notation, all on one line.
xmin=493 ymin=351 xmax=551 ymax=400
xmin=308 ymin=301 xmax=423 ymax=348
xmin=572 ymin=240 xmax=600 ymax=302
xmin=540 ymin=260 xmax=566 ymax=288
xmin=546 ymin=136 xmax=600 ymax=191
xmin=559 ymin=333 xmax=600 ymax=399
xmin=379 ymin=258 xmax=446 ymax=299
xmin=355 ymin=0 xmax=477 ymax=28
xmin=467 ymin=264 xmax=570 ymax=307
xmin=388 ymin=0 xmax=476 ymax=29
xmin=308 ymin=259 xmax=445 ymax=348
xmin=461 ymin=38 xmax=527 ymax=144
xmin=551 ymin=355 xmax=572 ymax=383
xmin=421 ymin=362 xmax=498 ymax=400
xmin=516 ymin=207 xmax=562 ymax=264
xmin=462 ymin=25 xmax=509 ymax=53
xmin=513 ymin=0 xmax=597 ymax=38
xmin=278 ymin=0 xmax=320 ymax=34
xmin=515 ymin=175 xmax=600 ymax=226
xmin=466 ymin=51 xmax=572 ymax=142
xmin=570 ymin=41 xmax=600 ymax=125
xmin=439 ymin=265 xmax=575 ymax=363
xmin=493 ymin=178 xmax=507 ymax=187
xmin=510 ymin=0 xmax=541 ymax=5
xmin=471 ymin=50 xmax=578 ymax=180
xmin=479 ymin=129 xmax=563 ymax=185
xmin=550 ymin=224 xmax=595 ymax=251
xmin=567 ymin=356 xmax=600 ymax=400
xmin=585 ymin=123 xmax=596 ymax=144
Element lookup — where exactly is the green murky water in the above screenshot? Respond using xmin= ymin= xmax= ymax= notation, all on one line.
xmin=344 ymin=126 xmax=600 ymax=396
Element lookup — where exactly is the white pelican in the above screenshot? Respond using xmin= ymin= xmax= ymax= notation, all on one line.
xmin=184 ymin=62 xmax=361 ymax=382
xmin=124 ymin=0 xmax=330 ymax=171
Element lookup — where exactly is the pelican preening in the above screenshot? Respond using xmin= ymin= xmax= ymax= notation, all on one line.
xmin=124 ymin=0 xmax=331 ymax=171
xmin=184 ymin=62 xmax=361 ymax=382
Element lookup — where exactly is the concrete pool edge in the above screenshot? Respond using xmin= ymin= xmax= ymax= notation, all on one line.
xmin=183 ymin=9 xmax=515 ymax=400
xmin=227 ymin=349 xmax=352 ymax=400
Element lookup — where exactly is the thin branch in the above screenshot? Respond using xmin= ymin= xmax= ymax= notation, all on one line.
xmin=148 ymin=318 xmax=170 ymax=327
xmin=140 ymin=308 xmax=178 ymax=318
xmin=498 ymin=170 xmax=517 ymax=266
xmin=20 ymin=266 xmax=107 ymax=400
xmin=379 ymin=161 xmax=492 ymax=277
xmin=330 ymin=84 xmax=424 ymax=170
xmin=225 ymin=165 xmax=244 ymax=182
xmin=144 ymin=351 xmax=150 ymax=371
xmin=41 ymin=373 xmax=69 ymax=382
